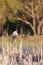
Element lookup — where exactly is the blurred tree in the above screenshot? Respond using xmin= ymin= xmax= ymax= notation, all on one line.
xmin=14 ymin=0 xmax=43 ymax=35
xmin=0 ymin=0 xmax=43 ymax=35
xmin=0 ymin=0 xmax=6 ymax=35
xmin=0 ymin=0 xmax=22 ymax=35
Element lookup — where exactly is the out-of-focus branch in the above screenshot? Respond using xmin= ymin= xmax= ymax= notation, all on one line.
xmin=31 ymin=2 xmax=36 ymax=35
xmin=14 ymin=17 xmax=35 ymax=32
xmin=37 ymin=19 xmax=43 ymax=35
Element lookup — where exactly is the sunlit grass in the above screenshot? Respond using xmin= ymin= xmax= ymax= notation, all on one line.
xmin=0 ymin=35 xmax=43 ymax=49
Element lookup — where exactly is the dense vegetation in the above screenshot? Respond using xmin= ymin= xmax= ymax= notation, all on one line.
xmin=0 ymin=0 xmax=43 ymax=35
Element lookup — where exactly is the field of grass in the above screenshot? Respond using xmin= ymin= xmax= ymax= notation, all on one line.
xmin=0 ymin=35 xmax=43 ymax=49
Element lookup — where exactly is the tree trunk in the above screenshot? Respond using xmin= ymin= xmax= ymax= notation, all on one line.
xmin=37 ymin=25 xmax=40 ymax=35
xmin=37 ymin=19 xmax=43 ymax=35
xmin=36 ymin=13 xmax=40 ymax=35
xmin=31 ymin=2 xmax=36 ymax=36
xmin=42 ymin=27 xmax=43 ymax=35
